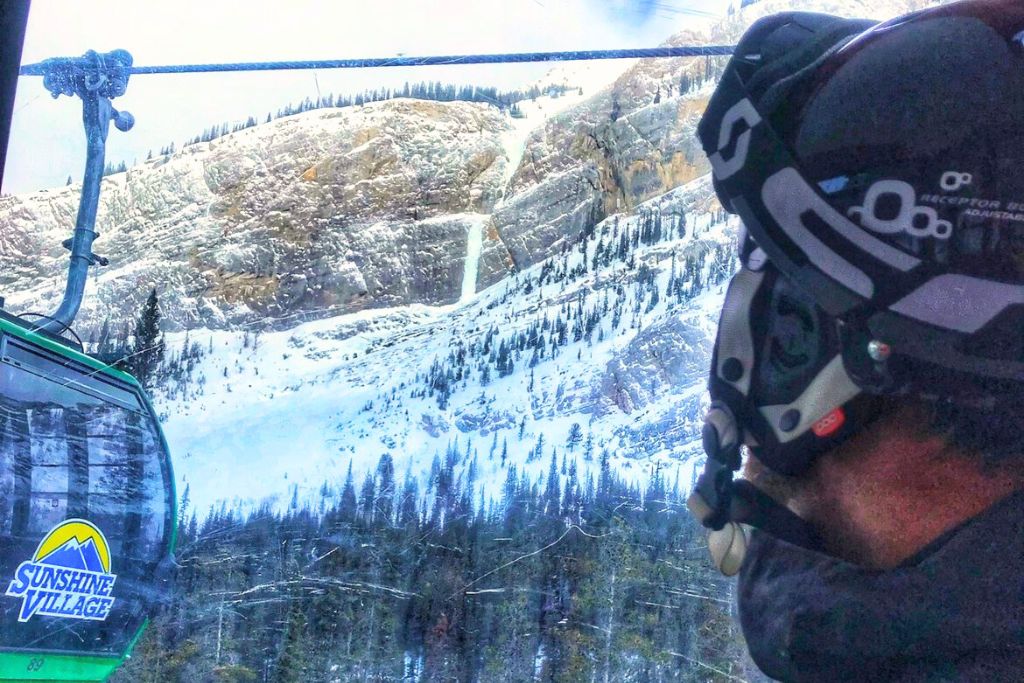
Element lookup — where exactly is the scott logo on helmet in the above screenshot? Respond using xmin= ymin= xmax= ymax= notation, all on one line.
xmin=710 ymin=98 xmax=762 ymax=181
xmin=848 ymin=179 xmax=953 ymax=241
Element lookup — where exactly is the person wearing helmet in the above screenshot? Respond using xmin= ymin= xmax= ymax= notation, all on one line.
xmin=687 ymin=2 xmax=1024 ymax=680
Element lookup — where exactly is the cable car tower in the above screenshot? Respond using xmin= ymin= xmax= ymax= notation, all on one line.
xmin=0 ymin=50 xmax=176 ymax=683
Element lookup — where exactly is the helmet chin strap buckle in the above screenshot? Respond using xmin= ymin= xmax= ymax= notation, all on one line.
xmin=688 ymin=403 xmax=750 ymax=576
xmin=687 ymin=402 xmax=742 ymax=530
xmin=688 ymin=403 xmax=825 ymax=575
xmin=708 ymin=522 xmax=751 ymax=577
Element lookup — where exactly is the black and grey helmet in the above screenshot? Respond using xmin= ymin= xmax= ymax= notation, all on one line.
xmin=688 ymin=1 xmax=1024 ymax=570
xmin=700 ymin=1 xmax=1024 ymax=476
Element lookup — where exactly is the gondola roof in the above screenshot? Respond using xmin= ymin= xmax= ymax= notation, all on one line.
xmin=0 ymin=310 xmax=140 ymax=388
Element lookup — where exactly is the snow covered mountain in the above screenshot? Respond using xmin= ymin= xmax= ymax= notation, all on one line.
xmin=0 ymin=0 xmax=953 ymax=517
xmin=38 ymin=538 xmax=105 ymax=573
xmin=0 ymin=98 xmax=520 ymax=332
xmin=0 ymin=12 xmax=729 ymax=335
xmin=157 ymin=175 xmax=733 ymax=516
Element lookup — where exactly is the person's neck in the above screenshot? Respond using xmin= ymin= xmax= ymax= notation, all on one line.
xmin=792 ymin=409 xmax=1024 ymax=569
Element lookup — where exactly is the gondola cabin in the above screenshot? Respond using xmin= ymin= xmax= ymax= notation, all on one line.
xmin=0 ymin=310 xmax=176 ymax=681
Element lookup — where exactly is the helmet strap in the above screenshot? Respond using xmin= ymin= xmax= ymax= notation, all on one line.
xmin=688 ymin=404 xmax=824 ymax=575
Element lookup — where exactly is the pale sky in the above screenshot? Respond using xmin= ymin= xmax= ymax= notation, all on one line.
xmin=3 ymin=0 xmax=730 ymax=194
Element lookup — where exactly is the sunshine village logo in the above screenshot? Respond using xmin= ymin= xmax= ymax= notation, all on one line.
xmin=5 ymin=519 xmax=117 ymax=623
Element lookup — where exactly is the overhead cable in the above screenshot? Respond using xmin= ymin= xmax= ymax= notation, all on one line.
xmin=20 ymin=46 xmax=736 ymax=77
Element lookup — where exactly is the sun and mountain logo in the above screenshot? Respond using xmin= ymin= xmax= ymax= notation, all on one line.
xmin=5 ymin=519 xmax=117 ymax=623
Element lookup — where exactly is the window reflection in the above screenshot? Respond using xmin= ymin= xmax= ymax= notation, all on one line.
xmin=0 ymin=348 xmax=170 ymax=656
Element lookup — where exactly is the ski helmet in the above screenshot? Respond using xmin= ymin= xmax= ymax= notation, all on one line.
xmin=697 ymin=1 xmax=1024 ymax=480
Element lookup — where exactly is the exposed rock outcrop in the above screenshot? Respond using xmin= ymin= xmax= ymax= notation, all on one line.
xmin=0 ymin=100 xmax=513 ymax=331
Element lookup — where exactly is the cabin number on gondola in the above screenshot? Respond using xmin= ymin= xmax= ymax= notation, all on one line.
xmin=5 ymin=519 xmax=118 ymax=623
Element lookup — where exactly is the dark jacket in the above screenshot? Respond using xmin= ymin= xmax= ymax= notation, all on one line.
xmin=737 ymin=490 xmax=1024 ymax=681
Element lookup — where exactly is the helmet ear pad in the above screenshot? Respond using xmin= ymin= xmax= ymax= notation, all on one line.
xmin=709 ymin=263 xmax=883 ymax=476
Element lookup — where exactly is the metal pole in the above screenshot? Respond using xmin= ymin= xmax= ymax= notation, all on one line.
xmin=36 ymin=50 xmax=133 ymax=334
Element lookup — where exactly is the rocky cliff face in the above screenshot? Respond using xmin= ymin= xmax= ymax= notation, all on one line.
xmin=493 ymin=28 xmax=720 ymax=273
xmin=0 ymin=100 xmax=515 ymax=332
xmin=0 ymin=40 xmax=724 ymax=334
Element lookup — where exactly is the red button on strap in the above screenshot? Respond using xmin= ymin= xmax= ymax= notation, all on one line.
xmin=812 ymin=407 xmax=845 ymax=438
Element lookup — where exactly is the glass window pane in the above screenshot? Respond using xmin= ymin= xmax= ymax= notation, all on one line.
xmin=3 ymin=341 xmax=142 ymax=413
xmin=27 ymin=409 xmax=69 ymax=466
xmin=26 ymin=494 xmax=66 ymax=534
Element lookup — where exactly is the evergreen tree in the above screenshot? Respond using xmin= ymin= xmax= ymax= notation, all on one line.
xmin=338 ymin=462 xmax=357 ymax=524
xmin=178 ymin=483 xmax=191 ymax=530
xmin=128 ymin=289 xmax=165 ymax=390
xmin=375 ymin=454 xmax=395 ymax=526
xmin=273 ymin=603 xmax=308 ymax=683
xmin=359 ymin=473 xmax=376 ymax=523
xmin=566 ymin=423 xmax=583 ymax=452
xmin=531 ymin=433 xmax=545 ymax=463
xmin=543 ymin=448 xmax=560 ymax=516
xmin=398 ymin=468 xmax=419 ymax=528
xmin=96 ymin=318 xmax=112 ymax=358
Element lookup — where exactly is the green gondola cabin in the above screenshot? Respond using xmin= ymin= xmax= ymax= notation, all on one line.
xmin=0 ymin=311 xmax=176 ymax=682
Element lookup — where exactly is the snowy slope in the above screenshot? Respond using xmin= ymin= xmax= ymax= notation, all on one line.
xmin=157 ymin=176 xmax=735 ymax=517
